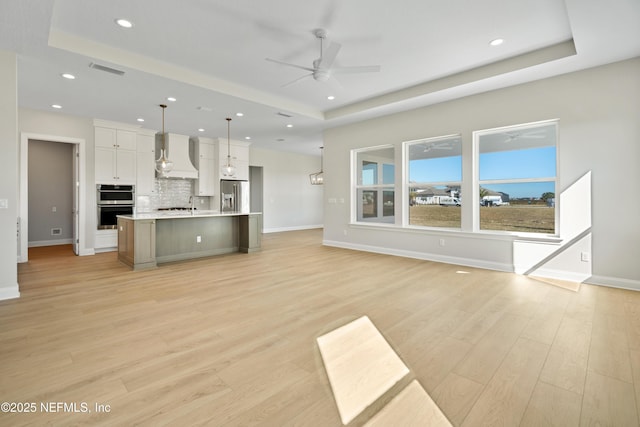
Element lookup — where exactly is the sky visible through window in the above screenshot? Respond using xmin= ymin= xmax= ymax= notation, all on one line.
xmin=410 ymin=146 xmax=556 ymax=199
xmin=480 ymin=146 xmax=555 ymax=198
xmin=410 ymin=156 xmax=461 ymax=183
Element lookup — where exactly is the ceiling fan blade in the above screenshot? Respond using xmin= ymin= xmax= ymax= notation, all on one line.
xmin=265 ymin=58 xmax=315 ymax=72
xmin=332 ymin=65 xmax=381 ymax=74
xmin=281 ymin=73 xmax=313 ymax=87
xmin=319 ymin=41 xmax=341 ymax=69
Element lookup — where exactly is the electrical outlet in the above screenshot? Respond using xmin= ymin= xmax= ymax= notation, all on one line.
xmin=439 ymin=238 xmax=445 ymax=247
xmin=581 ymin=252 xmax=590 ymax=262
xmin=52 ymin=206 xmax=57 ymax=212
xmin=196 ymin=235 xmax=202 ymax=243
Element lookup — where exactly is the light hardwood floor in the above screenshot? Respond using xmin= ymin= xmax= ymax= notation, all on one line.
xmin=2 ymin=229 xmax=639 ymax=426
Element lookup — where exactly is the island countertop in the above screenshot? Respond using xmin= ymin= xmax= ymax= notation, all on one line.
xmin=117 ymin=210 xmax=262 ymax=220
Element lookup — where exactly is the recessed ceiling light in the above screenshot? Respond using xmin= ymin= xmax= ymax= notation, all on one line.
xmin=489 ymin=38 xmax=504 ymax=46
xmin=198 ymin=128 xmax=205 ymax=132
xmin=286 ymin=124 xmax=293 ymax=128
xmin=51 ymin=104 xmax=62 ymax=109
xmin=137 ymin=118 xmax=145 ymax=122
xmin=167 ymin=97 xmax=176 ymax=102
xmin=236 ymin=112 xmax=244 ymax=117
xmin=115 ymin=19 xmax=133 ymax=28
xmin=327 ymin=95 xmax=335 ymax=100
xmin=245 ymin=136 xmax=251 ymax=140
xmin=61 ymin=73 xmax=75 ymax=80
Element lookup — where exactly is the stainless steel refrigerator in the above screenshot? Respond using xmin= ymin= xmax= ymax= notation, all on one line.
xmin=220 ymin=180 xmax=250 ymax=213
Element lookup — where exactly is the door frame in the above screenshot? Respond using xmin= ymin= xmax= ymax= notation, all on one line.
xmin=19 ymin=133 xmax=88 ymax=262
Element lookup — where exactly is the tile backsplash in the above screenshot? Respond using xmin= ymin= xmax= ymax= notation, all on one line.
xmin=136 ymin=178 xmax=210 ymax=212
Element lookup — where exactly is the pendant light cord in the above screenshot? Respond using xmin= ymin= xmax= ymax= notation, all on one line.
xmin=226 ymin=117 xmax=232 ymax=165
xmin=160 ymin=104 xmax=167 ymax=152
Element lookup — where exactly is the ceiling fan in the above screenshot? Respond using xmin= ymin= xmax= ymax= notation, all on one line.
xmin=266 ymin=28 xmax=380 ymax=86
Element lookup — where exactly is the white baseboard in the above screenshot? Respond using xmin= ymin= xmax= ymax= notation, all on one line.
xmin=94 ymin=247 xmax=117 ymax=253
xmin=79 ymin=247 xmax=95 ymax=256
xmin=322 ymin=239 xmax=513 ymax=272
xmin=263 ymin=224 xmax=323 ymax=234
xmin=0 ymin=285 xmax=20 ymax=301
xmin=28 ymin=239 xmax=73 ymax=247
xmin=586 ymin=275 xmax=640 ymax=292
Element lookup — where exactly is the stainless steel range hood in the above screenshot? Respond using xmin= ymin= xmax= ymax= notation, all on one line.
xmin=155 ymin=133 xmax=198 ymax=179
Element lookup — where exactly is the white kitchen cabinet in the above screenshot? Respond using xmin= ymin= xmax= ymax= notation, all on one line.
xmin=136 ymin=130 xmax=156 ymax=195
xmin=192 ymin=137 xmax=216 ymax=196
xmin=94 ymin=125 xmax=137 ymax=184
xmin=95 ymin=229 xmax=117 ymax=251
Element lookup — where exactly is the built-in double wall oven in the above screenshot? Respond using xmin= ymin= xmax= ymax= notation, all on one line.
xmin=97 ymin=184 xmax=135 ymax=229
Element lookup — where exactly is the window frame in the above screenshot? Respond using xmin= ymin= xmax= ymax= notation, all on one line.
xmin=472 ymin=119 xmax=559 ymax=236
xmin=351 ymin=145 xmax=396 ymax=224
xmin=403 ymin=134 xmax=463 ymax=229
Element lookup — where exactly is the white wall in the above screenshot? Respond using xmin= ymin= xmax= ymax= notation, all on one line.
xmin=250 ymin=148 xmax=323 ymax=232
xmin=0 ymin=50 xmax=19 ymax=300
xmin=323 ymin=57 xmax=640 ymax=289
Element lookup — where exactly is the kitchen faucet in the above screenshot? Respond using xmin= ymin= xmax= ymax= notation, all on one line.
xmin=189 ymin=195 xmax=195 ymax=214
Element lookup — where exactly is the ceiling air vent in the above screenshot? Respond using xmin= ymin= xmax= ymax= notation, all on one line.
xmin=276 ymin=112 xmax=293 ymax=118
xmin=89 ymin=62 xmax=125 ymax=76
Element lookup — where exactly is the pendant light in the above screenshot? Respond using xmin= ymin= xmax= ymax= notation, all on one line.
xmin=222 ymin=117 xmax=236 ymax=177
xmin=309 ymin=146 xmax=324 ymax=185
xmin=155 ymin=104 xmax=173 ymax=176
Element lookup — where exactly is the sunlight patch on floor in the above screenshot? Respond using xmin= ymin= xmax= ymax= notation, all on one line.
xmin=530 ymin=275 xmax=581 ymax=292
xmin=364 ymin=380 xmax=452 ymax=427
xmin=317 ymin=316 xmax=410 ymax=424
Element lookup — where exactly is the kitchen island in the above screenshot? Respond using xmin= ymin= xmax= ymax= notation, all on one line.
xmin=116 ymin=211 xmax=261 ymax=270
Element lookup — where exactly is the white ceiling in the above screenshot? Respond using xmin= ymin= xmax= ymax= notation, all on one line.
xmin=1 ymin=0 xmax=639 ymax=156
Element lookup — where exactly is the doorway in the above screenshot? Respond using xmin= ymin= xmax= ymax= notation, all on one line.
xmin=19 ymin=133 xmax=87 ymax=263
xmin=28 ymin=140 xmax=74 ymax=249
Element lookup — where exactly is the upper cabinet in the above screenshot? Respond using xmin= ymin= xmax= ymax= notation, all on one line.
xmin=136 ymin=129 xmax=156 ymax=195
xmin=95 ymin=124 xmax=137 ymax=184
xmin=191 ymin=136 xmax=216 ymax=196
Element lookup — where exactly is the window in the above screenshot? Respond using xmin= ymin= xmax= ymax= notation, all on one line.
xmin=406 ymin=135 xmax=462 ymax=228
xmin=354 ymin=146 xmax=395 ymax=223
xmin=476 ymin=121 xmax=557 ymax=234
